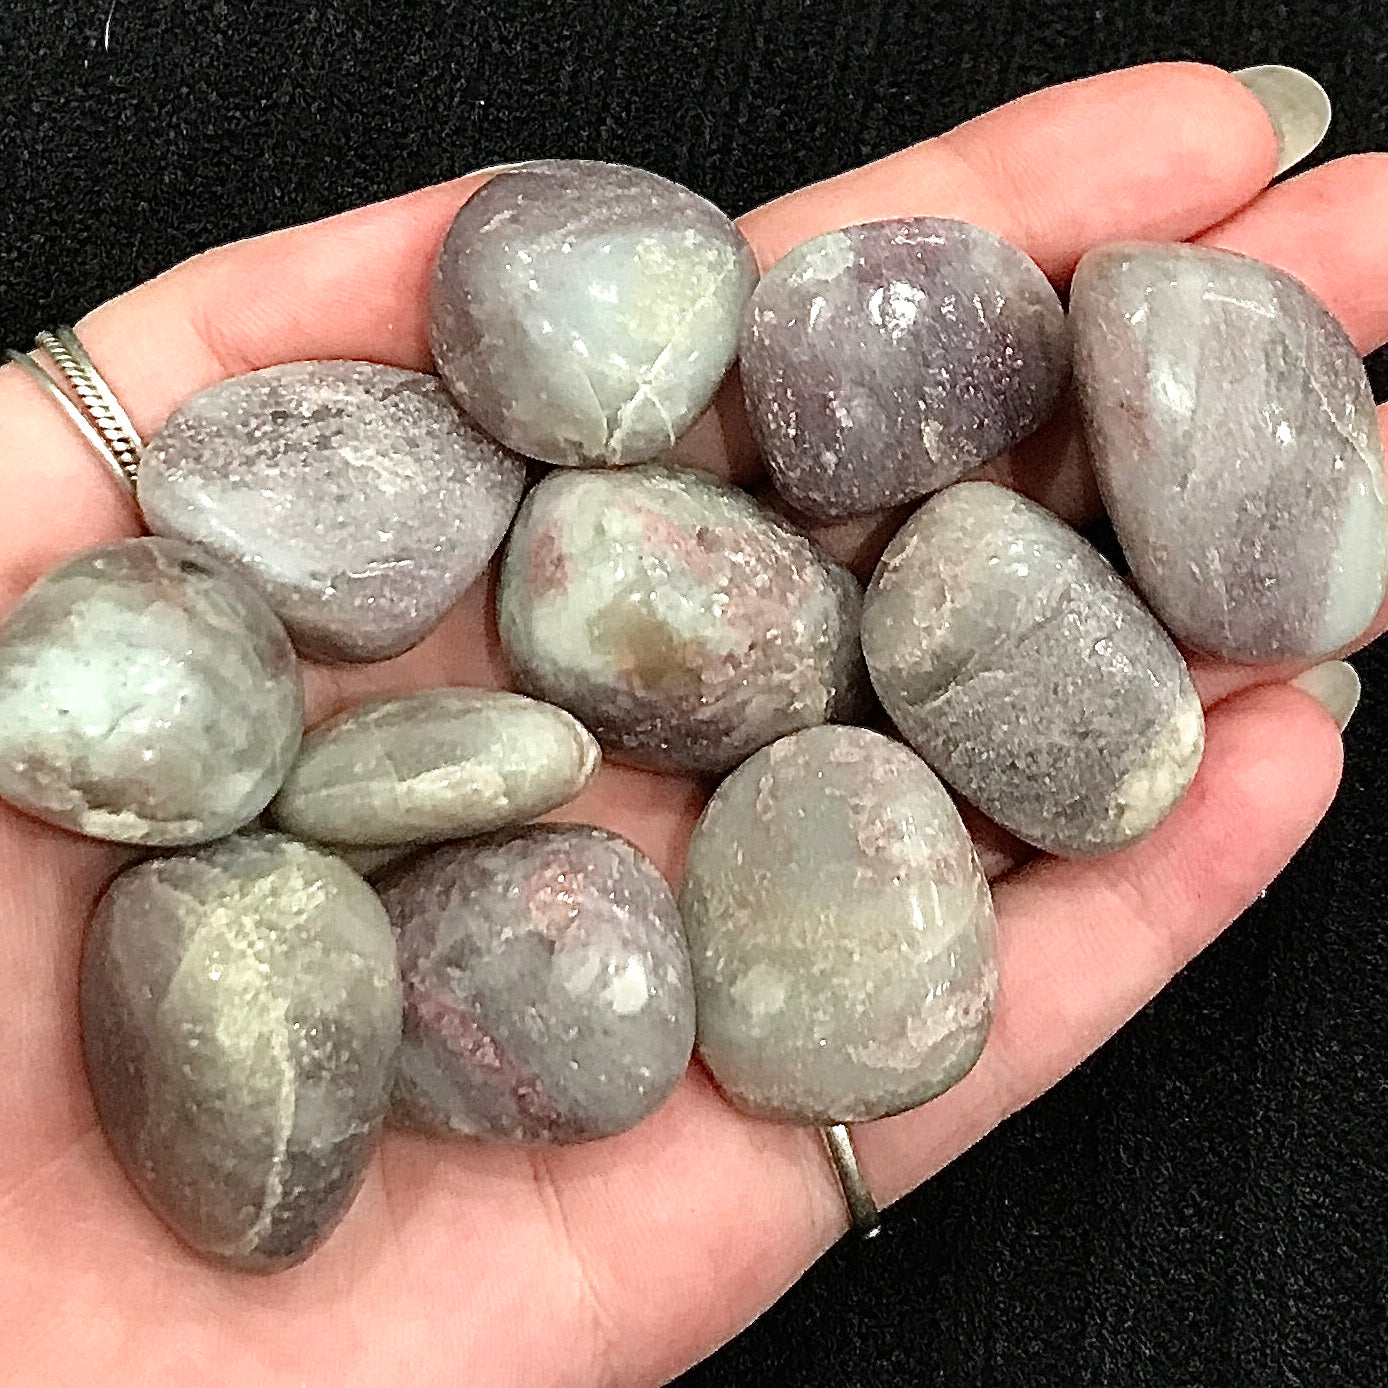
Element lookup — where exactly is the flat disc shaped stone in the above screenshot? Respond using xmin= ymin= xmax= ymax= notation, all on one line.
xmin=1071 ymin=242 xmax=1388 ymax=661
xmin=430 ymin=159 xmax=758 ymax=467
xmin=741 ymin=217 xmax=1069 ymax=520
xmin=0 ymin=537 xmax=302 ymax=845
xmin=862 ymin=482 xmax=1203 ymax=857
xmin=271 ymin=688 xmax=600 ymax=846
xmin=497 ymin=462 xmax=868 ymax=774
xmin=138 ymin=361 xmax=526 ymax=662
xmin=680 ymin=725 xmax=997 ymax=1125
xmin=377 ymin=824 xmax=695 ymax=1143
xmin=81 ymin=834 xmax=402 ymax=1271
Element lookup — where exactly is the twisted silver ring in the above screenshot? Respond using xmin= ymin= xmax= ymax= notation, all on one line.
xmin=821 ymin=1124 xmax=881 ymax=1238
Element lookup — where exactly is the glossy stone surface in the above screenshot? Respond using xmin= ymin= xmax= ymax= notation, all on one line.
xmin=81 ymin=834 xmax=402 ymax=1271
xmin=1072 ymin=243 xmax=1388 ymax=661
xmin=680 ymin=725 xmax=996 ymax=1125
xmin=377 ymin=825 xmax=694 ymax=1143
xmin=139 ymin=361 xmax=526 ymax=662
xmin=741 ymin=218 xmax=1068 ymax=520
xmin=271 ymin=689 xmax=600 ymax=846
xmin=0 ymin=538 xmax=302 ymax=846
xmin=498 ymin=462 xmax=867 ymax=773
xmin=862 ymin=482 xmax=1203 ymax=857
xmin=430 ymin=159 xmax=757 ymax=467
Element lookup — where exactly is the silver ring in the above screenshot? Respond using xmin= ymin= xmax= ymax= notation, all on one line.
xmin=821 ymin=1124 xmax=881 ymax=1238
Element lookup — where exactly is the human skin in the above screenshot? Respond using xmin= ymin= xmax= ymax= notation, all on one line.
xmin=1 ymin=62 xmax=1384 ymax=1387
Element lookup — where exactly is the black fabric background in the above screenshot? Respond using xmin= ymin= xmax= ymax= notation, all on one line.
xmin=2 ymin=2 xmax=1386 ymax=1384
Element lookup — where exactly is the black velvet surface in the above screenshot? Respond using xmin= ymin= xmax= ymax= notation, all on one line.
xmin=2 ymin=2 xmax=1386 ymax=1384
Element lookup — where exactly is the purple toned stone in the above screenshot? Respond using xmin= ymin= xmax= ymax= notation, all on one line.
xmin=497 ymin=462 xmax=868 ymax=774
xmin=741 ymin=217 xmax=1069 ymax=520
xmin=377 ymin=825 xmax=694 ymax=1143
xmin=1072 ymin=243 xmax=1388 ymax=661
xmin=138 ymin=361 xmax=526 ymax=663
xmin=430 ymin=159 xmax=757 ymax=467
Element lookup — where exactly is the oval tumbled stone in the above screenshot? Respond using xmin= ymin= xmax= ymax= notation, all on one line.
xmin=377 ymin=824 xmax=695 ymax=1143
xmin=139 ymin=361 xmax=526 ymax=662
xmin=1072 ymin=242 xmax=1388 ymax=661
xmin=862 ymin=482 xmax=1203 ymax=857
xmin=680 ymin=725 xmax=997 ymax=1125
xmin=271 ymin=688 xmax=600 ymax=846
xmin=81 ymin=834 xmax=402 ymax=1271
xmin=497 ymin=462 xmax=867 ymax=773
xmin=0 ymin=537 xmax=302 ymax=845
xmin=741 ymin=217 xmax=1069 ymax=520
xmin=430 ymin=159 xmax=757 ymax=467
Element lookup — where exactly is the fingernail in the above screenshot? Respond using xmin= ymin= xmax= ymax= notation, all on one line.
xmin=1292 ymin=660 xmax=1360 ymax=731
xmin=465 ymin=161 xmax=532 ymax=180
xmin=1235 ymin=65 xmax=1332 ymax=176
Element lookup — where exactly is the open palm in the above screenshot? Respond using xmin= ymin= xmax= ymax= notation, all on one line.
xmin=2 ymin=63 xmax=1382 ymax=1387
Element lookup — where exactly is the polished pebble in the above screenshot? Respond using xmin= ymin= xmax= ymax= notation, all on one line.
xmin=1072 ymin=242 xmax=1388 ymax=661
xmin=138 ymin=361 xmax=526 ymax=662
xmin=0 ymin=537 xmax=302 ymax=846
xmin=378 ymin=825 xmax=695 ymax=1143
xmin=680 ymin=725 xmax=997 ymax=1124
xmin=81 ymin=834 xmax=402 ymax=1271
xmin=430 ymin=159 xmax=757 ymax=467
xmin=497 ymin=462 xmax=867 ymax=773
xmin=271 ymin=689 xmax=600 ymax=846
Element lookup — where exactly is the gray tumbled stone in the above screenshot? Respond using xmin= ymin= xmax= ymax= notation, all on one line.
xmin=1072 ymin=243 xmax=1388 ymax=661
xmin=377 ymin=825 xmax=694 ymax=1143
xmin=498 ymin=462 xmax=867 ymax=774
xmin=0 ymin=538 xmax=302 ymax=846
xmin=138 ymin=361 xmax=526 ymax=662
xmin=430 ymin=159 xmax=757 ymax=467
xmin=741 ymin=218 xmax=1069 ymax=520
xmin=81 ymin=834 xmax=402 ymax=1271
xmin=680 ymin=725 xmax=996 ymax=1125
xmin=271 ymin=689 xmax=600 ymax=846
xmin=862 ymin=482 xmax=1203 ymax=857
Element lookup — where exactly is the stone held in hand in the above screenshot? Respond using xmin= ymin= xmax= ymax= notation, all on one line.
xmin=81 ymin=834 xmax=403 ymax=1272
xmin=1071 ymin=242 xmax=1388 ymax=661
xmin=861 ymin=481 xmax=1204 ymax=858
xmin=430 ymin=159 xmax=758 ymax=467
xmin=271 ymin=688 xmax=601 ymax=847
xmin=497 ymin=461 xmax=868 ymax=774
xmin=138 ymin=360 xmax=527 ymax=663
xmin=377 ymin=824 xmax=695 ymax=1143
xmin=740 ymin=217 xmax=1069 ymax=520
xmin=0 ymin=537 xmax=302 ymax=846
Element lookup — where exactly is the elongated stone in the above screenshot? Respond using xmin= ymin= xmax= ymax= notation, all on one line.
xmin=139 ymin=361 xmax=526 ymax=662
xmin=741 ymin=217 xmax=1069 ymax=520
xmin=430 ymin=159 xmax=757 ymax=467
xmin=377 ymin=825 xmax=694 ymax=1143
xmin=0 ymin=538 xmax=301 ymax=846
xmin=497 ymin=462 xmax=867 ymax=773
xmin=1072 ymin=242 xmax=1388 ymax=661
xmin=861 ymin=482 xmax=1203 ymax=857
xmin=271 ymin=689 xmax=600 ymax=846
xmin=81 ymin=834 xmax=402 ymax=1271
xmin=680 ymin=725 xmax=996 ymax=1124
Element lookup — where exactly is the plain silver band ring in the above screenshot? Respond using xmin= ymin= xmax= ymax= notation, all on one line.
xmin=822 ymin=1124 xmax=881 ymax=1238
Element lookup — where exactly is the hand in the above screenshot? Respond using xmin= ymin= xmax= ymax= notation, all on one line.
xmin=1 ymin=62 xmax=1379 ymax=1387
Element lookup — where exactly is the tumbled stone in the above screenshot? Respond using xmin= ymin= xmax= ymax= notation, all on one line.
xmin=679 ymin=725 xmax=996 ymax=1124
xmin=430 ymin=159 xmax=757 ymax=467
xmin=138 ymin=361 xmax=526 ymax=662
xmin=377 ymin=825 xmax=694 ymax=1143
xmin=0 ymin=538 xmax=302 ymax=846
xmin=741 ymin=217 xmax=1069 ymax=520
xmin=1072 ymin=242 xmax=1388 ymax=661
xmin=271 ymin=689 xmax=600 ymax=846
xmin=81 ymin=834 xmax=402 ymax=1271
xmin=861 ymin=482 xmax=1203 ymax=857
xmin=497 ymin=462 xmax=867 ymax=774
